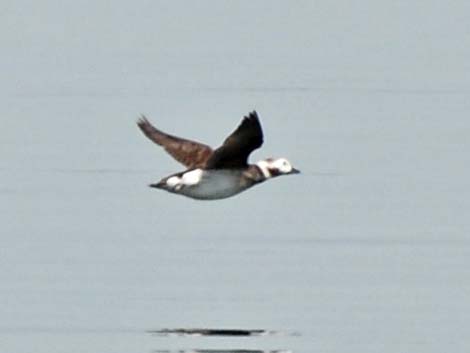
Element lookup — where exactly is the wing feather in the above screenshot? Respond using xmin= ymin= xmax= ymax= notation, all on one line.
xmin=137 ymin=116 xmax=213 ymax=169
xmin=205 ymin=111 xmax=263 ymax=169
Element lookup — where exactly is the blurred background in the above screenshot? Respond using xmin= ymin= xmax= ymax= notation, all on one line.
xmin=1 ymin=1 xmax=470 ymax=352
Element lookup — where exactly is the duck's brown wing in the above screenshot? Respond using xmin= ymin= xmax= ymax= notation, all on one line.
xmin=205 ymin=111 xmax=263 ymax=169
xmin=137 ymin=116 xmax=213 ymax=169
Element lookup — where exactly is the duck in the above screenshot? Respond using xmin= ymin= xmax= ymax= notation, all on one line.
xmin=137 ymin=111 xmax=299 ymax=200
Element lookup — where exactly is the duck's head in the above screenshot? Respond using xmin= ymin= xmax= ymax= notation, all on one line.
xmin=256 ymin=158 xmax=300 ymax=178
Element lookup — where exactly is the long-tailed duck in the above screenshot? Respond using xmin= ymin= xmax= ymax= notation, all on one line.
xmin=137 ymin=111 xmax=299 ymax=200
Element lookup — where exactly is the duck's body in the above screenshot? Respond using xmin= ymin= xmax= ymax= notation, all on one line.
xmin=137 ymin=111 xmax=299 ymax=200
xmin=153 ymin=165 xmax=266 ymax=200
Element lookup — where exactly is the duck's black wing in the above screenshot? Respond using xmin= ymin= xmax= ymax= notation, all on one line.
xmin=137 ymin=116 xmax=213 ymax=169
xmin=205 ymin=111 xmax=264 ymax=169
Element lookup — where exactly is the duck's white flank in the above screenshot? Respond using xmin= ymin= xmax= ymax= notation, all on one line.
xmin=166 ymin=176 xmax=180 ymax=187
xmin=182 ymin=169 xmax=203 ymax=185
xmin=167 ymin=168 xmax=204 ymax=189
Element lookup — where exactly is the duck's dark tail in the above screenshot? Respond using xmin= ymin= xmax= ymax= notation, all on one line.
xmin=149 ymin=180 xmax=166 ymax=189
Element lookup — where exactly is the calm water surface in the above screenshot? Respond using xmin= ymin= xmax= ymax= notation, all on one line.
xmin=2 ymin=2 xmax=470 ymax=353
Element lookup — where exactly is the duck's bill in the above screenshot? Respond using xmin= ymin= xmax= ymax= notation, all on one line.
xmin=290 ymin=168 xmax=301 ymax=174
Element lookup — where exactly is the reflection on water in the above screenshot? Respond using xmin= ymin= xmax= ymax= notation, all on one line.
xmin=151 ymin=328 xmax=295 ymax=353
xmin=150 ymin=328 xmax=269 ymax=337
xmin=150 ymin=328 xmax=300 ymax=337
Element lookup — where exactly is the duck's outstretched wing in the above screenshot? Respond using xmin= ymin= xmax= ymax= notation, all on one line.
xmin=205 ymin=111 xmax=264 ymax=169
xmin=137 ymin=116 xmax=213 ymax=169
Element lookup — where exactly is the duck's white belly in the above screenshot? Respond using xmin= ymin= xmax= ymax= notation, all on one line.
xmin=179 ymin=170 xmax=248 ymax=200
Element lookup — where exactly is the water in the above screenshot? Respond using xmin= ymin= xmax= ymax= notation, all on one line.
xmin=2 ymin=2 xmax=470 ymax=352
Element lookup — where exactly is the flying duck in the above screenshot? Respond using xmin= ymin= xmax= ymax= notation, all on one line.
xmin=137 ymin=111 xmax=299 ymax=200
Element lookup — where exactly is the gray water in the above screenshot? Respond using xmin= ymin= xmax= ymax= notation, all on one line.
xmin=2 ymin=2 xmax=470 ymax=352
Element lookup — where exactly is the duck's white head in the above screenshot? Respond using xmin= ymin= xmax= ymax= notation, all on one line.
xmin=256 ymin=158 xmax=300 ymax=179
